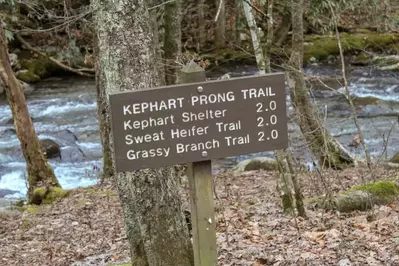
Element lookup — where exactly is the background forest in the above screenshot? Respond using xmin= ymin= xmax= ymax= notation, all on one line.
xmin=1 ymin=0 xmax=399 ymax=265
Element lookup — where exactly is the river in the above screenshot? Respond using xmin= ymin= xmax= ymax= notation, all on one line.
xmin=0 ymin=64 xmax=398 ymax=199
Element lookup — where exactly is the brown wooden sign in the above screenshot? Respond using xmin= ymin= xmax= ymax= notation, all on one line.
xmin=109 ymin=73 xmax=288 ymax=172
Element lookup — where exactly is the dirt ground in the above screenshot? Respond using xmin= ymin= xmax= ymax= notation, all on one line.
xmin=1 ymin=166 xmax=399 ymax=266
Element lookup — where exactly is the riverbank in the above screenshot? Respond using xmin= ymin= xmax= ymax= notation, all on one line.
xmin=1 ymin=166 xmax=399 ymax=265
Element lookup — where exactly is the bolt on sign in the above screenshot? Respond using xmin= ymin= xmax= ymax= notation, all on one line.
xmin=109 ymin=73 xmax=288 ymax=172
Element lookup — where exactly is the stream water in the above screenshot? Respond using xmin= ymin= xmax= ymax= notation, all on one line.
xmin=0 ymin=64 xmax=398 ymax=199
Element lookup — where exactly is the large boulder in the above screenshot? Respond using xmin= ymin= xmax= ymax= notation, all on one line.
xmin=233 ymin=157 xmax=282 ymax=172
xmin=390 ymin=153 xmax=399 ymax=164
xmin=60 ymin=146 xmax=85 ymax=163
xmin=56 ymin=129 xmax=78 ymax=145
xmin=40 ymin=139 xmax=61 ymax=159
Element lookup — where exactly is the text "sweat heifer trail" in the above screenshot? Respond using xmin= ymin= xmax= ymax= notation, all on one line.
xmin=109 ymin=73 xmax=288 ymax=172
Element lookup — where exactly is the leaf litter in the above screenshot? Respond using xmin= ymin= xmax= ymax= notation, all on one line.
xmin=1 ymin=166 xmax=399 ymax=265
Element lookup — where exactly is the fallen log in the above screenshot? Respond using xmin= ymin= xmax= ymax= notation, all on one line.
xmin=16 ymin=34 xmax=94 ymax=77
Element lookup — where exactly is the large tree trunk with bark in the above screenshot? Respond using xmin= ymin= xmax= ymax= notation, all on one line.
xmin=92 ymin=1 xmax=193 ymax=265
xmin=93 ymin=35 xmax=114 ymax=181
xmin=0 ymin=22 xmax=60 ymax=204
xmin=164 ymin=0 xmax=182 ymax=85
xmin=286 ymin=0 xmax=354 ymax=169
xmin=215 ymin=0 xmax=226 ymax=48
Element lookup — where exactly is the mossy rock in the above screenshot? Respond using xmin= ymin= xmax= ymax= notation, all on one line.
xmin=16 ymin=70 xmax=40 ymax=83
xmin=233 ymin=157 xmax=282 ymax=172
xmin=303 ymin=33 xmax=399 ymax=64
xmin=351 ymin=53 xmax=372 ymax=66
xmin=19 ymin=56 xmax=64 ymax=83
xmin=30 ymin=187 xmax=71 ymax=205
xmin=352 ymin=96 xmax=380 ymax=107
xmin=310 ymin=181 xmax=399 ymax=213
xmin=390 ymin=153 xmax=399 ymax=164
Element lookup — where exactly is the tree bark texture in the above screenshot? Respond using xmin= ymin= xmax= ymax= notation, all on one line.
xmin=243 ymin=0 xmax=265 ymax=74
xmin=92 ymin=1 xmax=193 ymax=265
xmin=286 ymin=0 xmax=354 ymax=169
xmin=198 ymin=0 xmax=205 ymax=50
xmin=0 ymin=21 xmax=60 ymax=204
xmin=164 ymin=0 xmax=182 ymax=85
xmin=93 ymin=35 xmax=114 ymax=181
xmin=215 ymin=0 xmax=226 ymax=48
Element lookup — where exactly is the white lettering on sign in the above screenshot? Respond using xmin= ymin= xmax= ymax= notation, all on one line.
xmin=241 ymin=87 xmax=275 ymax=99
xmin=176 ymin=139 xmax=220 ymax=153
xmin=125 ymin=131 xmax=165 ymax=145
xmin=126 ymin=147 xmax=170 ymax=160
xmin=182 ymin=109 xmax=227 ymax=122
xmin=191 ymin=92 xmax=235 ymax=106
xmin=225 ymin=134 xmax=250 ymax=146
xmin=216 ymin=120 xmax=241 ymax=132
xmin=171 ymin=126 xmax=209 ymax=139
xmin=123 ymin=97 xmax=185 ymax=115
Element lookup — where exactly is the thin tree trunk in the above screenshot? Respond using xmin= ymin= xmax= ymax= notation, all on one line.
xmin=330 ymin=5 xmax=372 ymax=170
xmin=286 ymin=0 xmax=354 ymax=170
xmin=92 ymin=1 xmax=193 ymax=265
xmin=0 ymin=22 xmax=60 ymax=204
xmin=264 ymin=0 xmax=273 ymax=73
xmin=93 ymin=35 xmax=114 ymax=181
xmin=243 ymin=0 xmax=265 ymax=73
xmin=215 ymin=0 xmax=226 ymax=48
xmin=285 ymin=150 xmax=306 ymax=217
xmin=164 ymin=0 xmax=182 ymax=85
xmin=274 ymin=150 xmax=294 ymax=213
xmin=149 ymin=0 xmax=165 ymax=85
xmin=274 ymin=6 xmax=291 ymax=46
xmin=234 ymin=0 xmax=242 ymax=47
xmin=198 ymin=0 xmax=205 ymax=50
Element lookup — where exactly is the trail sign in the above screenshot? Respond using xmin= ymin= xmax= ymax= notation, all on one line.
xmin=109 ymin=72 xmax=288 ymax=173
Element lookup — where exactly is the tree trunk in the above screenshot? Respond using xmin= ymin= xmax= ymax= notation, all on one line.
xmin=92 ymin=1 xmax=193 ymax=265
xmin=264 ymin=0 xmax=274 ymax=73
xmin=215 ymin=0 xmax=226 ymax=48
xmin=274 ymin=6 xmax=291 ymax=46
xmin=164 ymin=0 xmax=182 ymax=85
xmin=198 ymin=0 xmax=205 ymax=50
xmin=234 ymin=0 xmax=242 ymax=47
xmin=243 ymin=0 xmax=265 ymax=74
xmin=93 ymin=35 xmax=114 ymax=181
xmin=286 ymin=0 xmax=354 ymax=170
xmin=0 ymin=22 xmax=60 ymax=205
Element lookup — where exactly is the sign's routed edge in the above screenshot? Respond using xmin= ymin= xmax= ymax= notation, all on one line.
xmin=108 ymin=72 xmax=288 ymax=173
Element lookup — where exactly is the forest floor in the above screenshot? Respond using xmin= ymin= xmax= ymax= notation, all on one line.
xmin=1 ymin=166 xmax=399 ymax=266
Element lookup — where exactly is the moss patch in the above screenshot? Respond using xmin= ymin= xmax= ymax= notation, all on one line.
xmin=351 ymin=181 xmax=399 ymax=202
xmin=23 ymin=205 xmax=40 ymax=214
xmin=303 ymin=33 xmax=399 ymax=63
xmin=16 ymin=70 xmax=40 ymax=83
xmin=310 ymin=181 xmax=399 ymax=213
xmin=19 ymin=56 xmax=64 ymax=83
xmin=30 ymin=187 xmax=71 ymax=205
xmin=352 ymin=96 xmax=380 ymax=106
xmin=390 ymin=153 xmax=399 ymax=164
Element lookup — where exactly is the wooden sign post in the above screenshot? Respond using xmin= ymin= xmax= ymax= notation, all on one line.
xmin=108 ymin=61 xmax=288 ymax=266
xmin=179 ymin=62 xmax=217 ymax=266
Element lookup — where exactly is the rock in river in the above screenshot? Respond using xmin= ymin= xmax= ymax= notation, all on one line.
xmin=40 ymin=139 xmax=61 ymax=159
xmin=61 ymin=146 xmax=85 ymax=163
xmin=56 ymin=129 xmax=79 ymax=145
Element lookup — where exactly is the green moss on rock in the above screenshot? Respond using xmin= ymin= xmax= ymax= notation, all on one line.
xmin=310 ymin=181 xmax=399 ymax=213
xmin=30 ymin=187 xmax=71 ymax=205
xmin=16 ymin=70 xmax=40 ymax=83
xmin=390 ymin=153 xmax=399 ymax=164
xmin=352 ymin=181 xmax=399 ymax=202
xmin=304 ymin=33 xmax=399 ymax=64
